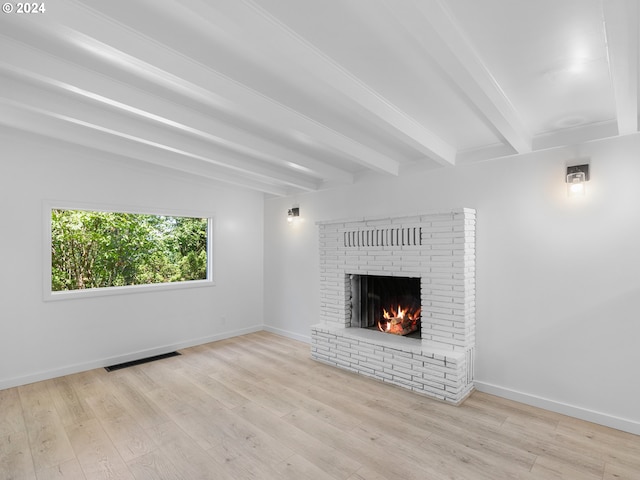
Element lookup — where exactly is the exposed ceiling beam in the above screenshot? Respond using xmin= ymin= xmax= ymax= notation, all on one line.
xmin=162 ymin=0 xmax=455 ymax=166
xmin=603 ymin=0 xmax=639 ymax=136
xmin=0 ymin=79 xmax=320 ymax=192
xmin=9 ymin=2 xmax=400 ymax=176
xmin=0 ymin=38 xmax=353 ymax=183
xmin=532 ymin=120 xmax=619 ymax=152
xmin=387 ymin=0 xmax=532 ymax=155
xmin=0 ymin=39 xmax=353 ymax=190
xmin=0 ymin=34 xmax=354 ymax=186
xmin=0 ymin=98 xmax=293 ymax=196
xmin=455 ymin=143 xmax=520 ymax=166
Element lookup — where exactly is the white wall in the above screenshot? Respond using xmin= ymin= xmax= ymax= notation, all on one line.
xmin=0 ymin=129 xmax=264 ymax=388
xmin=264 ymin=134 xmax=640 ymax=434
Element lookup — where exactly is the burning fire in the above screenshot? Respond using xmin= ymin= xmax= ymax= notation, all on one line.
xmin=378 ymin=305 xmax=421 ymax=335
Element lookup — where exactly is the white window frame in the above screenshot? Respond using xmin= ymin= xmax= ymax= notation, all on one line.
xmin=43 ymin=200 xmax=215 ymax=301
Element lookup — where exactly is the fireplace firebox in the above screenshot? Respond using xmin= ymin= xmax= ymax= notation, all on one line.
xmin=351 ymin=275 xmax=421 ymax=337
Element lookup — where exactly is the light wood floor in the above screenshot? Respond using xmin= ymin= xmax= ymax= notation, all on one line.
xmin=1 ymin=332 xmax=639 ymax=480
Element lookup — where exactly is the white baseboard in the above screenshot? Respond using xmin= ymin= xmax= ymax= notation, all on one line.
xmin=475 ymin=381 xmax=640 ymax=436
xmin=0 ymin=324 xmax=263 ymax=391
xmin=263 ymin=325 xmax=311 ymax=344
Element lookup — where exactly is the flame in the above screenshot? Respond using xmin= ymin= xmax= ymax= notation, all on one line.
xmin=378 ymin=304 xmax=421 ymax=335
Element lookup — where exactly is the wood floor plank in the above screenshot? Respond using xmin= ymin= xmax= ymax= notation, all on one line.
xmin=203 ymin=408 xmax=295 ymax=467
xmin=529 ymin=454 xmax=604 ymax=480
xmin=282 ymin=407 xmax=457 ymax=480
xmin=418 ymin=432 xmax=535 ymax=480
xmin=110 ymin=367 xmax=161 ymax=395
xmin=84 ymin=393 xmax=154 ymax=463
xmin=0 ymin=388 xmax=27 ymax=437
xmin=126 ymin=451 xmax=183 ymax=480
xmin=210 ymin=373 xmax=298 ymax=417
xmin=272 ymin=453 xmax=341 ymax=480
xmin=167 ymin=362 xmax=249 ymax=410
xmin=497 ymin=412 xmax=607 ymax=478
xmin=0 ymin=431 xmax=36 ymax=480
xmin=464 ymin=391 xmax=564 ymax=428
xmin=106 ymin=375 xmax=169 ymax=431
xmin=554 ymin=418 xmax=640 ymax=468
xmin=302 ymin=384 xmax=434 ymax=445
xmin=144 ymin=421 xmax=233 ymax=480
xmin=45 ymin=377 xmax=93 ymax=427
xmin=206 ymin=437 xmax=286 ymax=480
xmin=603 ymin=460 xmax=640 ymax=480
xmin=0 ymin=332 xmax=638 ymax=480
xmin=206 ymin=353 xmax=364 ymax=432
xmin=65 ymin=418 xmax=134 ymax=480
xmin=35 ymin=459 xmax=86 ymax=480
xmin=63 ymin=371 xmax=107 ymax=403
xmin=347 ymin=466 xmax=392 ymax=480
xmin=235 ymin=402 xmax=363 ymax=479
xmin=144 ymin=387 xmax=225 ymax=451
xmin=18 ymin=383 xmax=76 ymax=471
xmin=355 ymin=394 xmax=539 ymax=474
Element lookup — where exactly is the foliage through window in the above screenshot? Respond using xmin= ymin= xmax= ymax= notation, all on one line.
xmin=51 ymin=209 xmax=209 ymax=291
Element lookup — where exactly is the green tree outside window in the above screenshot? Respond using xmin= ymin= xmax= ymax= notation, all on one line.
xmin=51 ymin=209 xmax=208 ymax=291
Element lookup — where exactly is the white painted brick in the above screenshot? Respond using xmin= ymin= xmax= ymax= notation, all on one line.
xmin=431 ymin=266 xmax=465 ymax=275
xmin=421 ymin=317 xmax=456 ymax=330
xmin=355 ymin=343 xmax=376 ymax=355
xmin=367 ymin=269 xmax=391 ymax=275
xmin=413 ymin=378 xmax=446 ymax=392
xmin=320 ymin=225 xmax=344 ymax=234
xmin=311 ymin=352 xmax=332 ymax=363
xmin=393 ymin=377 xmax=423 ymax=389
xmin=425 ymin=272 xmax=460 ymax=282
xmin=393 ymin=249 xmax=422 ymax=256
xmin=390 ymin=364 xmax=414 ymax=377
xmin=427 ymin=254 xmax=456 ymax=266
xmin=350 ymin=353 xmax=369 ymax=363
xmin=430 ymin=220 xmax=461 ymax=228
xmin=356 ymin=364 xmax=376 ymax=376
xmin=426 ymin=278 xmax=465 ymax=287
xmin=376 ymin=371 xmax=394 ymax=381
xmin=399 ymin=265 xmax=428 ymax=273
xmin=336 ymin=352 xmax=352 ymax=362
xmin=334 ymin=337 xmax=352 ymax=348
xmin=392 ymin=215 xmax=422 ymax=224
xmin=361 ymin=357 xmax=387 ymax=370
xmin=386 ymin=368 xmax=412 ymax=381
xmin=368 ymin=259 xmax=394 ymax=267
xmin=334 ymin=357 xmax=351 ymax=368
xmin=423 ymin=237 xmax=455 ymax=246
xmin=403 ymin=357 xmax=426 ymax=368
xmin=314 ymin=331 xmax=337 ymax=340
xmin=375 ymin=348 xmax=395 ymax=360
xmin=372 ymin=251 xmax=394 ymax=257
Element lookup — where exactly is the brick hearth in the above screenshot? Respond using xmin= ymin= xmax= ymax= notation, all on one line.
xmin=311 ymin=209 xmax=476 ymax=404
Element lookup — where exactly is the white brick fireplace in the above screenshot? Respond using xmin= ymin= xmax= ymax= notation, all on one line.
xmin=311 ymin=209 xmax=476 ymax=404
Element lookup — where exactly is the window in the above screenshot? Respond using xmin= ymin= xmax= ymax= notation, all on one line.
xmin=44 ymin=203 xmax=213 ymax=300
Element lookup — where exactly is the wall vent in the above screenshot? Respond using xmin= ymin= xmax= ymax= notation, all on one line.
xmin=343 ymin=227 xmax=422 ymax=248
xmin=105 ymin=351 xmax=181 ymax=372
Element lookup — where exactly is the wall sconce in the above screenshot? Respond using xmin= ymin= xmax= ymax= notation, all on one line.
xmin=566 ymin=164 xmax=589 ymax=197
xmin=287 ymin=207 xmax=300 ymax=223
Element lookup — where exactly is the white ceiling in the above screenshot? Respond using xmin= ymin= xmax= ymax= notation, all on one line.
xmin=1 ymin=0 xmax=637 ymax=196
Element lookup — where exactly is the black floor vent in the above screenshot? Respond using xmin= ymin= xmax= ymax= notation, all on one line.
xmin=105 ymin=351 xmax=181 ymax=372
